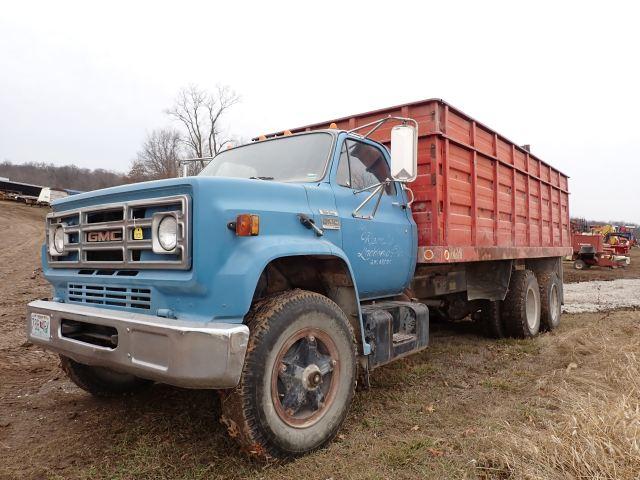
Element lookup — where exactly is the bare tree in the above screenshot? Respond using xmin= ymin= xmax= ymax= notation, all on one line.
xmin=165 ymin=84 xmax=240 ymax=171
xmin=129 ymin=128 xmax=182 ymax=181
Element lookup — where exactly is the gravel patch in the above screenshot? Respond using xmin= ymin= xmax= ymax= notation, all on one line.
xmin=563 ymin=279 xmax=640 ymax=313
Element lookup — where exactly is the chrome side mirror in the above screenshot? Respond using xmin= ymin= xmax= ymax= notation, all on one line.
xmin=390 ymin=124 xmax=418 ymax=182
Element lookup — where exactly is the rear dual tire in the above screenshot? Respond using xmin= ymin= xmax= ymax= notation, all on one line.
xmin=481 ymin=300 xmax=506 ymax=338
xmin=538 ymin=271 xmax=562 ymax=331
xmin=502 ymin=270 xmax=541 ymax=338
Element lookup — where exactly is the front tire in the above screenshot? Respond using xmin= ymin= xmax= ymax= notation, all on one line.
xmin=502 ymin=270 xmax=541 ymax=338
xmin=60 ymin=356 xmax=152 ymax=397
xmin=220 ymin=289 xmax=356 ymax=460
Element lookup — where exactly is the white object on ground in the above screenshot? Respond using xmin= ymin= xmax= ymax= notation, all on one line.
xmin=563 ymin=279 xmax=640 ymax=313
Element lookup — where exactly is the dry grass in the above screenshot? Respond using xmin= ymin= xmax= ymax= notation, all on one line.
xmin=5 ymin=310 xmax=640 ymax=479
xmin=6 ymin=203 xmax=639 ymax=479
xmin=477 ymin=318 xmax=640 ymax=479
xmin=69 ymin=312 xmax=640 ymax=480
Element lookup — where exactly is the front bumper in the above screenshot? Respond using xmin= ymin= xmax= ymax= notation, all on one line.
xmin=26 ymin=300 xmax=249 ymax=389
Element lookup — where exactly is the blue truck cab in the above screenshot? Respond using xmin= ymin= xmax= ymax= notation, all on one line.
xmin=27 ymin=120 xmax=430 ymax=458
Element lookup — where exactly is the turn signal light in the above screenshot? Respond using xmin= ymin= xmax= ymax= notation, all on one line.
xmin=232 ymin=214 xmax=260 ymax=236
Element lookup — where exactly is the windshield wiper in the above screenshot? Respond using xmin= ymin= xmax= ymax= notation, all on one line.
xmin=249 ymin=176 xmax=274 ymax=180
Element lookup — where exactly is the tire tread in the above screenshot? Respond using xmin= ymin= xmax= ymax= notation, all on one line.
xmin=481 ymin=301 xmax=505 ymax=338
xmin=220 ymin=289 xmax=356 ymax=461
xmin=538 ymin=271 xmax=561 ymax=331
xmin=502 ymin=270 xmax=540 ymax=338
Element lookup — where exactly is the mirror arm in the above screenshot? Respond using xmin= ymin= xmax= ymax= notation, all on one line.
xmin=363 ymin=120 xmax=386 ymax=138
xmin=352 ymin=179 xmax=390 ymax=220
xmin=348 ymin=116 xmax=418 ymax=139
xmin=352 ymin=180 xmax=385 ymax=195
xmin=403 ymin=184 xmax=415 ymax=207
xmin=369 ymin=184 xmax=385 ymax=218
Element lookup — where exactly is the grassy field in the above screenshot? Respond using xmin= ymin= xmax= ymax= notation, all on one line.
xmin=2 ymin=201 xmax=639 ymax=479
xmin=33 ymin=310 xmax=640 ymax=480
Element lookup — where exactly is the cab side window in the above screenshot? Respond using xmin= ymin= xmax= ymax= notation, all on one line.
xmin=336 ymin=139 xmax=396 ymax=195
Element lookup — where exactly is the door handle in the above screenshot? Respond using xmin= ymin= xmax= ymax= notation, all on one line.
xmin=298 ymin=214 xmax=324 ymax=237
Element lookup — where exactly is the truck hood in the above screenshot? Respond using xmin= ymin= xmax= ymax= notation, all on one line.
xmin=51 ymin=176 xmax=311 ymax=212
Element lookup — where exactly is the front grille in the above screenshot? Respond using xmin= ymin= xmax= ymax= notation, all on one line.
xmin=67 ymin=283 xmax=152 ymax=310
xmin=46 ymin=195 xmax=190 ymax=269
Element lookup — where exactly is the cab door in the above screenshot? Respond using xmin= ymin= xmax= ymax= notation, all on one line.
xmin=330 ymin=135 xmax=416 ymax=298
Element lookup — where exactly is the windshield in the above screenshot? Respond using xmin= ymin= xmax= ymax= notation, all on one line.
xmin=198 ymin=132 xmax=333 ymax=182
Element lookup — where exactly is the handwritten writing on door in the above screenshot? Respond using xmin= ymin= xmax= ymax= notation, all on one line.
xmin=357 ymin=231 xmax=401 ymax=266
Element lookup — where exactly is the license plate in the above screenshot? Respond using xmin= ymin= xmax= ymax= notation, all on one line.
xmin=30 ymin=313 xmax=51 ymax=341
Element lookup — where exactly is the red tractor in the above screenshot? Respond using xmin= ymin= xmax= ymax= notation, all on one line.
xmin=572 ymin=233 xmax=630 ymax=270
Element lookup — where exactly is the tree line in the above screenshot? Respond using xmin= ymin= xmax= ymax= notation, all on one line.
xmin=0 ymin=84 xmax=240 ymax=190
xmin=0 ymin=161 xmax=130 ymax=191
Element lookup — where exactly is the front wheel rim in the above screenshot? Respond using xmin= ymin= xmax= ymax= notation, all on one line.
xmin=270 ymin=327 xmax=340 ymax=429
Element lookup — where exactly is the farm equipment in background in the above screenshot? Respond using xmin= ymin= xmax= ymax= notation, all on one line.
xmin=572 ymin=233 xmax=630 ymax=270
xmin=605 ymin=232 xmax=632 ymax=256
xmin=590 ymin=224 xmax=615 ymax=237
xmin=617 ymin=225 xmax=638 ymax=248
xmin=570 ymin=217 xmax=589 ymax=234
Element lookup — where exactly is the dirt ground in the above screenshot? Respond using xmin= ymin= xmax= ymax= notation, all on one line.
xmin=563 ymin=248 xmax=640 ymax=283
xmin=2 ymin=199 xmax=640 ymax=479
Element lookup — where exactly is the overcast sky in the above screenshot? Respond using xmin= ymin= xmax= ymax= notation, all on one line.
xmin=1 ymin=0 xmax=638 ymax=222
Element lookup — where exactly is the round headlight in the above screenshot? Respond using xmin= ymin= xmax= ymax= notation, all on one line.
xmin=157 ymin=216 xmax=178 ymax=251
xmin=53 ymin=226 xmax=65 ymax=253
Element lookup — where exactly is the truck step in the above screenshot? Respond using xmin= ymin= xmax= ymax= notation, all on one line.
xmin=392 ymin=332 xmax=416 ymax=344
xmin=361 ymin=301 xmax=429 ymax=369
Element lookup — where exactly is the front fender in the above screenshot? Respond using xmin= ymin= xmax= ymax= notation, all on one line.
xmin=211 ymin=236 xmax=370 ymax=354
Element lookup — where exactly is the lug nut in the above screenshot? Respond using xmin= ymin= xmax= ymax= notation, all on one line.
xmin=308 ymin=335 xmax=315 ymax=342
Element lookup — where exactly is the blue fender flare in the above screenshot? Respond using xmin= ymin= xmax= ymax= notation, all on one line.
xmin=212 ymin=236 xmax=370 ymax=355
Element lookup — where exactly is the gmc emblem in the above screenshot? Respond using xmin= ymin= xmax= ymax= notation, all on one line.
xmin=86 ymin=230 xmax=122 ymax=242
